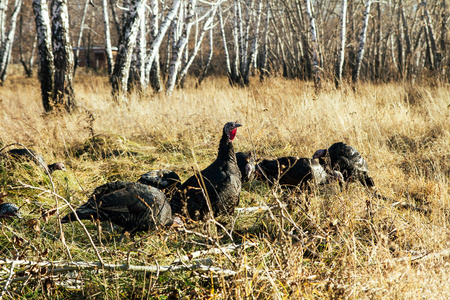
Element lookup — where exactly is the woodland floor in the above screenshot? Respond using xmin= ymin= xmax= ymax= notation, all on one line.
xmin=0 ymin=73 xmax=449 ymax=299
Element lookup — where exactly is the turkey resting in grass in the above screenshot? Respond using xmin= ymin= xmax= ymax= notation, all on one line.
xmin=256 ymin=156 xmax=343 ymax=189
xmin=171 ymin=121 xmax=242 ymax=221
xmin=313 ymin=142 xmax=375 ymax=188
xmin=61 ymin=181 xmax=174 ymax=235
xmin=4 ymin=148 xmax=66 ymax=174
xmin=137 ymin=169 xmax=181 ymax=198
xmin=0 ymin=203 xmax=21 ymax=219
xmin=236 ymin=152 xmax=256 ymax=182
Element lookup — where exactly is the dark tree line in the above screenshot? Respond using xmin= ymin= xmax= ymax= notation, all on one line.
xmin=1 ymin=0 xmax=449 ymax=111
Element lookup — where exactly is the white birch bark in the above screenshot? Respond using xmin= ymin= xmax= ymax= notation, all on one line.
xmin=352 ymin=0 xmax=371 ymax=83
xmin=218 ymin=3 xmax=232 ymax=78
xmin=198 ymin=25 xmax=213 ymax=85
xmin=144 ymin=0 xmax=181 ymax=85
xmin=111 ymin=0 xmax=146 ymax=101
xmin=304 ymin=0 xmax=321 ymax=89
xmin=52 ymin=0 xmax=77 ymax=111
xmin=177 ymin=5 xmax=217 ymax=85
xmin=335 ymin=0 xmax=347 ymax=87
xmin=33 ymin=0 xmax=54 ymax=112
xmin=0 ymin=0 xmax=22 ymax=83
xmin=422 ymin=1 xmax=440 ymax=71
xmin=166 ymin=0 xmax=197 ymax=96
xmin=147 ymin=0 xmax=162 ymax=92
xmin=0 ymin=0 xmax=7 ymax=44
xmin=136 ymin=6 xmax=146 ymax=89
xmin=259 ymin=0 xmax=270 ymax=80
xmin=102 ymin=0 xmax=114 ymax=77
xmin=243 ymin=0 xmax=262 ymax=85
xmin=73 ymin=0 xmax=90 ymax=73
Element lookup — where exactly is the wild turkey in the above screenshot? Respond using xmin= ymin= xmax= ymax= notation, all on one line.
xmin=236 ymin=152 xmax=256 ymax=182
xmin=61 ymin=181 xmax=173 ymax=235
xmin=137 ymin=169 xmax=181 ymax=198
xmin=313 ymin=142 xmax=375 ymax=188
xmin=4 ymin=148 xmax=66 ymax=174
xmin=256 ymin=157 xmax=343 ymax=189
xmin=171 ymin=121 xmax=242 ymax=221
xmin=0 ymin=203 xmax=20 ymax=219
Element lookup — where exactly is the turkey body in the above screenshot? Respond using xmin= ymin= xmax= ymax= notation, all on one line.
xmin=137 ymin=169 xmax=181 ymax=198
xmin=171 ymin=122 xmax=242 ymax=221
xmin=236 ymin=152 xmax=255 ymax=182
xmin=256 ymin=157 xmax=337 ymax=189
xmin=313 ymin=142 xmax=374 ymax=187
xmin=5 ymin=148 xmax=65 ymax=173
xmin=0 ymin=203 xmax=20 ymax=219
xmin=61 ymin=181 xmax=173 ymax=234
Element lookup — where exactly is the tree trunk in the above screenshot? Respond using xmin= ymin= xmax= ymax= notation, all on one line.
xmin=304 ymin=0 xmax=321 ymax=91
xmin=166 ymin=0 xmax=197 ymax=96
xmin=73 ymin=0 xmax=90 ymax=75
xmin=0 ymin=0 xmax=22 ymax=84
xmin=259 ymin=0 xmax=270 ymax=81
xmin=144 ymin=0 xmax=181 ymax=88
xmin=352 ymin=0 xmax=371 ymax=84
xmin=440 ymin=0 xmax=446 ymax=74
xmin=52 ymin=0 xmax=76 ymax=112
xmin=422 ymin=1 xmax=440 ymax=73
xmin=102 ymin=0 xmax=114 ymax=78
xmin=33 ymin=0 xmax=54 ymax=112
xmin=397 ymin=1 xmax=404 ymax=78
xmin=148 ymin=0 xmax=162 ymax=92
xmin=198 ymin=25 xmax=213 ymax=86
xmin=19 ymin=15 xmax=36 ymax=77
xmin=374 ymin=1 xmax=382 ymax=81
xmin=243 ymin=0 xmax=263 ymax=85
xmin=400 ymin=0 xmax=412 ymax=80
xmin=111 ymin=0 xmax=146 ymax=102
xmin=335 ymin=0 xmax=347 ymax=87
xmin=218 ymin=3 xmax=232 ymax=81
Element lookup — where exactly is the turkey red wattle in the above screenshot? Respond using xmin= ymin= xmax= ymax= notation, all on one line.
xmin=229 ymin=128 xmax=238 ymax=141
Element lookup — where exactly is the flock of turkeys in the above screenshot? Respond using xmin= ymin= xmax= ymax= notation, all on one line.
xmin=1 ymin=122 xmax=376 ymax=238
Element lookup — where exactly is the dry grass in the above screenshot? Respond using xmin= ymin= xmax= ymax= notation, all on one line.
xmin=0 ymin=73 xmax=449 ymax=299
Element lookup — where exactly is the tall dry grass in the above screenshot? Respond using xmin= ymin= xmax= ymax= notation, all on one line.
xmin=0 ymin=73 xmax=449 ymax=299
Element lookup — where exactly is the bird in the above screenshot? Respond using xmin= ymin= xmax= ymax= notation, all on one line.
xmin=256 ymin=156 xmax=343 ymax=189
xmin=4 ymin=148 xmax=66 ymax=174
xmin=137 ymin=169 xmax=181 ymax=198
xmin=236 ymin=152 xmax=256 ymax=182
xmin=313 ymin=142 xmax=375 ymax=188
xmin=171 ymin=121 xmax=242 ymax=221
xmin=0 ymin=203 xmax=21 ymax=219
xmin=61 ymin=181 xmax=174 ymax=235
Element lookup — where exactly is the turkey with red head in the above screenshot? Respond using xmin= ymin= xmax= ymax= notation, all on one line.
xmin=256 ymin=156 xmax=343 ymax=190
xmin=171 ymin=121 xmax=242 ymax=221
xmin=313 ymin=142 xmax=375 ymax=188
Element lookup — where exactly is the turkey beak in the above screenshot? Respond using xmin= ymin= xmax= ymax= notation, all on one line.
xmin=234 ymin=123 xmax=242 ymax=129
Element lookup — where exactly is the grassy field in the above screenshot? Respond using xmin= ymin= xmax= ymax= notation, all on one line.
xmin=0 ymin=74 xmax=449 ymax=299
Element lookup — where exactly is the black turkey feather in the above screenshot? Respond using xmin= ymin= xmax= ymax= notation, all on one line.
xmin=61 ymin=181 xmax=173 ymax=234
xmin=236 ymin=152 xmax=255 ymax=182
xmin=138 ymin=169 xmax=181 ymax=198
xmin=313 ymin=142 xmax=375 ymax=188
xmin=171 ymin=122 xmax=242 ymax=221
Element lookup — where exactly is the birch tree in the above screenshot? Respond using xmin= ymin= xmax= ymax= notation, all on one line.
xmin=148 ymin=0 xmax=162 ymax=92
xmin=110 ymin=0 xmax=146 ymax=101
xmin=52 ymin=0 xmax=77 ymax=112
xmin=0 ymin=0 xmax=22 ymax=84
xmin=352 ymin=0 xmax=371 ymax=84
xmin=33 ymin=0 xmax=54 ymax=112
xmin=304 ymin=0 xmax=321 ymax=90
xmin=166 ymin=0 xmax=197 ymax=96
xmin=73 ymin=0 xmax=90 ymax=74
xmin=335 ymin=0 xmax=347 ymax=87
xmin=102 ymin=0 xmax=114 ymax=78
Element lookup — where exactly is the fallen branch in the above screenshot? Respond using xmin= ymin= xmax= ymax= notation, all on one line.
xmin=172 ymin=241 xmax=256 ymax=264
xmin=0 ymin=258 xmax=236 ymax=285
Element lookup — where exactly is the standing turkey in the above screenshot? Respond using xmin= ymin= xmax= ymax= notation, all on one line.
xmin=313 ymin=142 xmax=375 ymax=188
xmin=236 ymin=152 xmax=256 ymax=182
xmin=256 ymin=156 xmax=343 ymax=189
xmin=61 ymin=181 xmax=174 ymax=235
xmin=171 ymin=121 xmax=242 ymax=221
xmin=137 ymin=169 xmax=181 ymax=198
xmin=4 ymin=148 xmax=66 ymax=174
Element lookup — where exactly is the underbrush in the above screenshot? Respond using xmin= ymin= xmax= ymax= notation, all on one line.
xmin=0 ymin=76 xmax=449 ymax=299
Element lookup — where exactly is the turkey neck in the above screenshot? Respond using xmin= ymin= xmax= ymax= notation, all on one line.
xmin=216 ymin=132 xmax=237 ymax=164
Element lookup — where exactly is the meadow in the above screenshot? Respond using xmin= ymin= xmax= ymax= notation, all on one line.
xmin=0 ymin=73 xmax=449 ymax=299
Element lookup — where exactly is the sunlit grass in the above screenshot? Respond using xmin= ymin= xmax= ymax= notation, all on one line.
xmin=0 ymin=72 xmax=449 ymax=298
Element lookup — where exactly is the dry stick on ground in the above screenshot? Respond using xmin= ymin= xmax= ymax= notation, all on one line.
xmin=0 ymin=259 xmax=237 ymax=286
xmin=0 ymin=259 xmax=16 ymax=300
xmin=13 ymin=182 xmax=104 ymax=264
